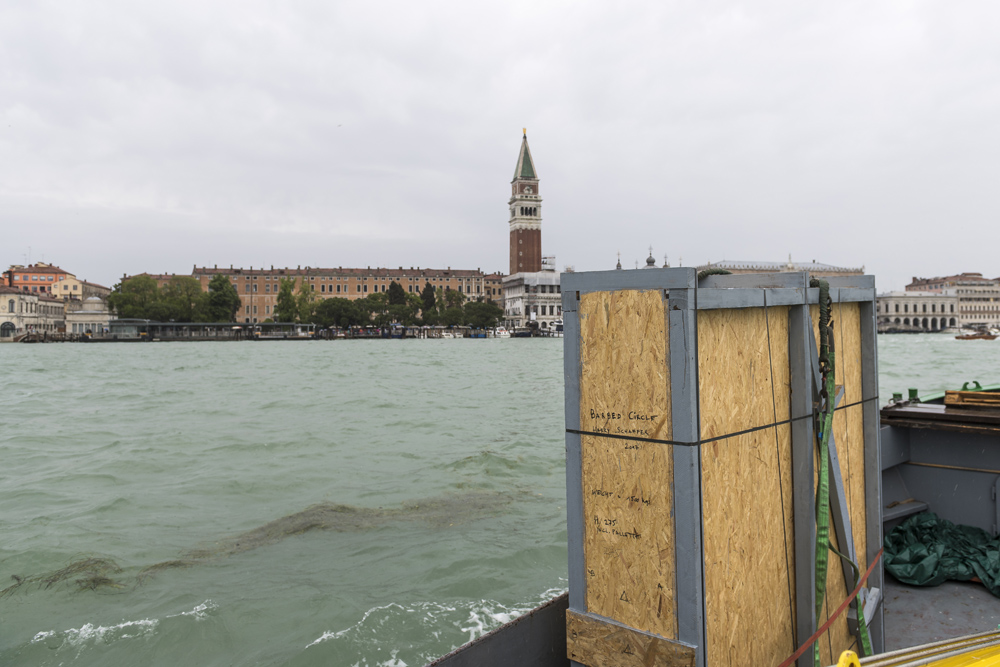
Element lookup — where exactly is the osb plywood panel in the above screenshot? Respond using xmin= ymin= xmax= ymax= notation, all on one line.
xmin=578 ymin=289 xmax=676 ymax=640
xmin=810 ymin=301 xmax=867 ymax=663
xmin=698 ymin=307 xmax=797 ymax=667
xmin=566 ymin=610 xmax=695 ymax=667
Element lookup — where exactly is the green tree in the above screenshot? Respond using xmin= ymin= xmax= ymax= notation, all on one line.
xmin=402 ymin=292 xmax=423 ymax=326
xmin=107 ymin=275 xmax=160 ymax=319
xmin=419 ymin=282 xmax=436 ymax=314
xmin=464 ymin=301 xmax=504 ymax=329
xmin=444 ymin=287 xmax=465 ymax=309
xmin=442 ymin=305 xmax=465 ymax=327
xmin=274 ymin=277 xmax=298 ymax=322
xmin=206 ymin=274 xmax=241 ymax=322
xmin=360 ymin=292 xmax=391 ymax=328
xmin=387 ymin=281 xmax=407 ymax=305
xmin=297 ymin=279 xmax=319 ymax=322
xmin=162 ymin=276 xmax=207 ymax=322
xmin=312 ymin=297 xmax=362 ymax=329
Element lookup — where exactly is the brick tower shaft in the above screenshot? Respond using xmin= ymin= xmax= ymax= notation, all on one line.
xmin=508 ymin=132 xmax=542 ymax=275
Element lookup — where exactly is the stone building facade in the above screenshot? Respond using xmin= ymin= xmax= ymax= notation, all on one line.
xmin=503 ymin=256 xmax=563 ymax=331
xmin=906 ymin=273 xmax=1000 ymax=329
xmin=0 ymin=287 xmax=64 ymax=339
xmin=876 ymin=291 xmax=960 ymax=332
xmin=65 ymin=297 xmax=112 ymax=334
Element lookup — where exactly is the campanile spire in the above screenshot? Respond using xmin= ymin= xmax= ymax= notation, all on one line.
xmin=509 ymin=131 xmax=542 ymax=274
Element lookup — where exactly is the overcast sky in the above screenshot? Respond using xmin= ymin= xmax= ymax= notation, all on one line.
xmin=3 ymin=1 xmax=999 ymax=291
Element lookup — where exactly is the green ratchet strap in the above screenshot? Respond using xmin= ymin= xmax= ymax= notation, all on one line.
xmin=810 ymin=278 xmax=872 ymax=663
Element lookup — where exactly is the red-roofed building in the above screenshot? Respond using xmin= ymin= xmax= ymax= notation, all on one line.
xmin=4 ymin=263 xmax=72 ymax=295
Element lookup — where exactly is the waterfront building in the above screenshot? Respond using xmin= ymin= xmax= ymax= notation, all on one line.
xmin=503 ymin=256 xmax=564 ymax=331
xmin=65 ymin=296 xmax=112 ymax=335
xmin=906 ymin=273 xmax=1000 ymax=329
xmin=121 ymin=266 xmax=502 ymax=324
xmin=695 ymin=256 xmax=863 ymax=278
xmin=0 ymin=287 xmax=64 ymax=339
xmin=876 ymin=291 xmax=960 ymax=332
xmin=502 ymin=132 xmax=562 ymax=330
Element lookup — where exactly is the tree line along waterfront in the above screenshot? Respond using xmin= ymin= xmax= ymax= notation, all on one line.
xmin=107 ymin=274 xmax=505 ymax=330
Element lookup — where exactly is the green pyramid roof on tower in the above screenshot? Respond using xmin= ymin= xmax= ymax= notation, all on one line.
xmin=514 ymin=135 xmax=537 ymax=180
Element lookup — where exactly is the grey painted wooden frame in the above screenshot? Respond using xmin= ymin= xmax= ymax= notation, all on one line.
xmin=669 ymin=287 xmax=706 ymax=667
xmin=561 ymin=288 xmax=586 ymax=667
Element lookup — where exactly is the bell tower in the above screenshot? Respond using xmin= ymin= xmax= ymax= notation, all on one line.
xmin=509 ymin=130 xmax=542 ymax=275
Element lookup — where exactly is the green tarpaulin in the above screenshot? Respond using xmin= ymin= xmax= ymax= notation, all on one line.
xmin=884 ymin=512 xmax=1000 ymax=597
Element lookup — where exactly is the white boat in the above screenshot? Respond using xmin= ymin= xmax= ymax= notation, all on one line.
xmin=493 ymin=327 xmax=511 ymax=338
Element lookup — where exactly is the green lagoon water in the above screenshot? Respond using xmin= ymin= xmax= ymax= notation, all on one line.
xmin=1 ymin=333 xmax=998 ymax=666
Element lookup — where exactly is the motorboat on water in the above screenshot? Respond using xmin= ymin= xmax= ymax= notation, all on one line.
xmin=493 ymin=327 xmax=511 ymax=338
xmin=955 ymin=331 xmax=998 ymax=340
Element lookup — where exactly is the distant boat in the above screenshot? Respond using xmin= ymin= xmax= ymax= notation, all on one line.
xmin=956 ymin=332 xmax=997 ymax=340
xmin=493 ymin=327 xmax=511 ymax=338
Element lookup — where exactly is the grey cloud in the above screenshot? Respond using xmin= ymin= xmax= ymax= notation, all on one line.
xmin=3 ymin=1 xmax=1000 ymax=289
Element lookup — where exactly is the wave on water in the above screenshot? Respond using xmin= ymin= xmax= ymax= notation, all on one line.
xmin=304 ymin=586 xmax=567 ymax=666
xmin=166 ymin=599 xmax=219 ymax=621
xmin=24 ymin=600 xmax=215 ymax=658
xmin=31 ymin=619 xmax=159 ymax=650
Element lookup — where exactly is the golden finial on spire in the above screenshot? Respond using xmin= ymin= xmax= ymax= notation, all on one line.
xmin=523 ymin=128 xmax=526 ymax=136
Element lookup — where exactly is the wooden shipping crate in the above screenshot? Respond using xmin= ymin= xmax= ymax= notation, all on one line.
xmin=561 ymin=269 xmax=882 ymax=667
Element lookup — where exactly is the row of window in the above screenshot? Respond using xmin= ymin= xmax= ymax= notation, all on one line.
xmin=12 ymin=274 xmax=63 ymax=281
xmin=71 ymin=323 xmax=106 ymax=333
xmin=6 ymin=299 xmax=62 ymax=315
xmin=881 ymin=302 xmax=955 ymax=314
xmin=885 ymin=317 xmax=958 ymax=329
xmin=505 ymin=305 xmax=561 ymax=316
xmin=237 ymin=283 xmax=489 ymax=296
xmin=225 ymin=274 xmax=490 ymax=283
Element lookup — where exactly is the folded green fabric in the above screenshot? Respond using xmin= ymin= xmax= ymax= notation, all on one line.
xmin=884 ymin=512 xmax=1000 ymax=596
